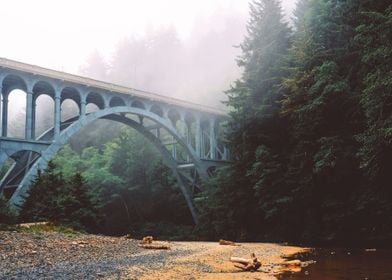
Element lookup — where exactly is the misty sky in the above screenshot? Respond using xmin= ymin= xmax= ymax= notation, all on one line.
xmin=1 ymin=0 xmax=297 ymax=106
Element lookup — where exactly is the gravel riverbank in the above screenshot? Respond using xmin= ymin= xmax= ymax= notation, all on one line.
xmin=0 ymin=231 xmax=307 ymax=279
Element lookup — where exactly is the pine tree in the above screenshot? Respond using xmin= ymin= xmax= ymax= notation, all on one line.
xmin=281 ymin=0 xmax=367 ymax=241
xmin=19 ymin=162 xmax=100 ymax=232
xmin=57 ymin=172 xmax=99 ymax=231
xmin=0 ymin=195 xmax=15 ymax=224
xmin=354 ymin=2 xmax=392 ymax=240
xmin=356 ymin=3 xmax=392 ymax=193
xmin=19 ymin=162 xmax=65 ymax=223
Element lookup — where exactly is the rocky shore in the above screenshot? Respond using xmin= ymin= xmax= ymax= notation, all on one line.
xmin=0 ymin=231 xmax=307 ymax=279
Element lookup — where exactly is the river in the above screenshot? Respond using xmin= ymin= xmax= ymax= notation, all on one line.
xmin=281 ymin=247 xmax=392 ymax=279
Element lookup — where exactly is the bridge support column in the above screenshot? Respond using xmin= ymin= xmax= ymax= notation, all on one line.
xmin=209 ymin=118 xmax=216 ymax=160
xmin=179 ymin=113 xmax=186 ymax=138
xmin=2 ymin=93 xmax=8 ymax=137
xmin=195 ymin=117 xmax=201 ymax=157
xmin=80 ymin=101 xmax=86 ymax=117
xmin=25 ymin=92 xmax=33 ymax=140
xmin=172 ymin=140 xmax=177 ymax=160
xmin=54 ymin=94 xmax=61 ymax=139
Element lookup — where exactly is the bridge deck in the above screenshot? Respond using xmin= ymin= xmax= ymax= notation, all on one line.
xmin=0 ymin=57 xmax=228 ymax=116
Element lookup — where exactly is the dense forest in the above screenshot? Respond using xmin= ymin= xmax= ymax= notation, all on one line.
xmin=16 ymin=126 xmax=194 ymax=238
xmin=197 ymin=0 xmax=392 ymax=245
xmin=1 ymin=0 xmax=391 ymax=245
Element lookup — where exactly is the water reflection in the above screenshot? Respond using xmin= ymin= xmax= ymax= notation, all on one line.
xmin=280 ymin=248 xmax=392 ymax=279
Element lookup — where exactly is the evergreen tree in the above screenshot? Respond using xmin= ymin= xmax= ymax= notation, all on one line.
xmin=57 ymin=172 xmax=100 ymax=232
xmin=292 ymin=0 xmax=310 ymax=32
xmin=19 ymin=162 xmax=65 ymax=223
xmin=356 ymin=3 xmax=392 ymax=192
xmin=200 ymin=0 xmax=292 ymax=240
xmin=354 ymin=2 xmax=392 ymax=240
xmin=19 ymin=162 xmax=100 ymax=232
xmin=0 ymin=195 xmax=15 ymax=224
xmin=281 ymin=0 xmax=369 ymax=241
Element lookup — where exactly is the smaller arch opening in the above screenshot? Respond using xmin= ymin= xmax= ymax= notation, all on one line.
xmin=109 ymin=96 xmax=126 ymax=107
xmin=33 ymin=81 xmax=55 ymax=99
xmin=131 ymin=100 xmax=145 ymax=109
xmin=7 ymin=89 xmax=26 ymax=139
xmin=86 ymin=92 xmax=105 ymax=109
xmin=61 ymin=99 xmax=80 ymax=123
xmin=35 ymin=94 xmax=54 ymax=139
xmin=167 ymin=109 xmax=180 ymax=127
xmin=150 ymin=104 xmax=164 ymax=117
xmin=61 ymin=87 xmax=81 ymax=104
xmin=2 ymin=74 xmax=27 ymax=93
xmin=86 ymin=103 xmax=100 ymax=114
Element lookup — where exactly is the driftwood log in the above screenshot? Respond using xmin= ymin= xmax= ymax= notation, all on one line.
xmin=219 ymin=239 xmax=240 ymax=246
xmin=139 ymin=236 xmax=170 ymax=250
xmin=141 ymin=236 xmax=153 ymax=244
xmin=138 ymin=244 xmax=170 ymax=250
xmin=230 ymin=253 xmax=261 ymax=271
xmin=282 ymin=259 xmax=302 ymax=267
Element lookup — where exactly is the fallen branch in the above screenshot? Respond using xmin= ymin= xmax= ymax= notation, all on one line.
xmin=230 ymin=253 xmax=261 ymax=271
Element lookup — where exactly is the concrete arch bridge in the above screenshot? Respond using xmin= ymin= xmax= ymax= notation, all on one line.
xmin=0 ymin=58 xmax=230 ymax=224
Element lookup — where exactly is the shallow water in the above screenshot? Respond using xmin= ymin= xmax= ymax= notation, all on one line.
xmin=280 ymin=248 xmax=392 ymax=280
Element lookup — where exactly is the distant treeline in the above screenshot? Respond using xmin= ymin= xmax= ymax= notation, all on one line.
xmin=196 ymin=0 xmax=392 ymax=245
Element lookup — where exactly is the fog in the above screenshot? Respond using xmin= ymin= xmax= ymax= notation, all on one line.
xmin=79 ymin=1 xmax=297 ymax=108
xmin=2 ymin=0 xmax=297 ymax=125
xmin=79 ymin=15 xmax=246 ymax=108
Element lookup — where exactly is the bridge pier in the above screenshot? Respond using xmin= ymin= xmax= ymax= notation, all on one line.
xmin=54 ymin=94 xmax=61 ymax=139
xmin=26 ymin=91 xmax=33 ymax=140
xmin=209 ymin=118 xmax=216 ymax=160
xmin=2 ymin=93 xmax=8 ymax=137
xmin=195 ymin=117 xmax=201 ymax=157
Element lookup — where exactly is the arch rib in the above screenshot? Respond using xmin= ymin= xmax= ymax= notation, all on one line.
xmin=8 ymin=106 xmax=204 ymax=224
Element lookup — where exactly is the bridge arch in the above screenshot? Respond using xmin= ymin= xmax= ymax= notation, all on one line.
xmin=8 ymin=106 xmax=207 ymax=223
xmin=0 ymin=58 xmax=230 ymax=226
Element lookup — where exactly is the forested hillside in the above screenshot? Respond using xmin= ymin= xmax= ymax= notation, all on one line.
xmin=17 ymin=128 xmax=193 ymax=237
xmin=197 ymin=0 xmax=392 ymax=245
